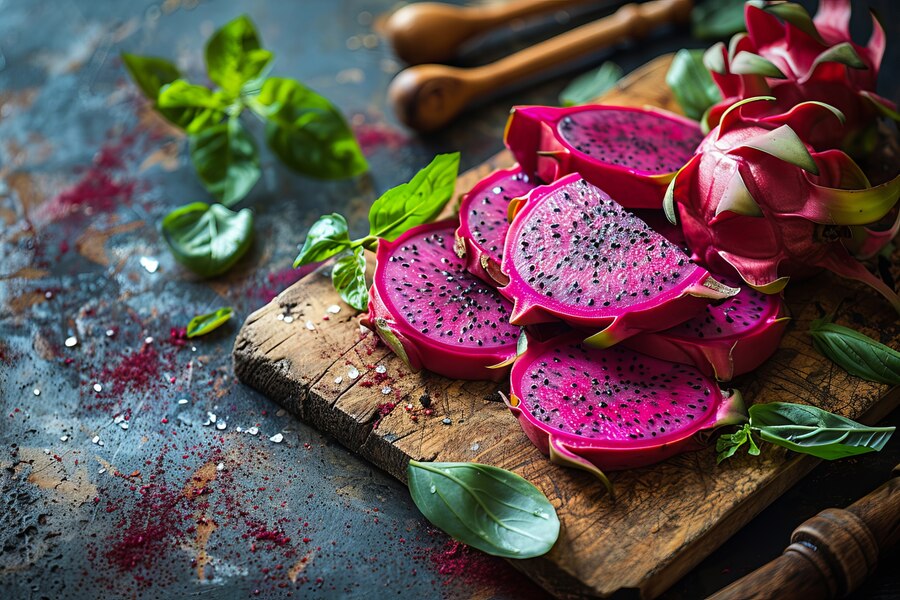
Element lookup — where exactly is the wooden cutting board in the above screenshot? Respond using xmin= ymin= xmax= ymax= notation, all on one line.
xmin=233 ymin=55 xmax=900 ymax=599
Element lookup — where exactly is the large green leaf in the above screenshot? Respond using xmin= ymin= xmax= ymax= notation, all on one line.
xmin=367 ymin=153 xmax=459 ymax=242
xmin=407 ymin=461 xmax=560 ymax=559
xmin=161 ymin=202 xmax=254 ymax=277
xmin=665 ymin=49 xmax=723 ymax=120
xmin=189 ymin=118 xmax=260 ymax=206
xmin=253 ymin=77 xmax=367 ymax=179
xmin=204 ymin=15 xmax=273 ymax=95
xmin=293 ymin=213 xmax=352 ymax=267
xmin=750 ymin=402 xmax=894 ymax=460
xmin=331 ymin=247 xmax=368 ymax=311
xmin=121 ymin=53 xmax=181 ymax=99
xmin=157 ymin=79 xmax=229 ymax=134
xmin=810 ymin=319 xmax=900 ymax=385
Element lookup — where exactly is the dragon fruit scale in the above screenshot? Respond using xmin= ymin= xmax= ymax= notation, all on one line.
xmin=361 ymin=220 xmax=521 ymax=381
xmin=505 ymin=332 xmax=747 ymax=486
xmin=455 ymin=165 xmax=537 ymax=287
xmin=504 ymin=105 xmax=704 ymax=208
xmin=702 ymin=0 xmax=897 ymax=155
xmin=665 ymin=97 xmax=900 ymax=312
xmin=500 ymin=174 xmax=739 ymax=348
xmin=624 ymin=278 xmax=789 ymax=381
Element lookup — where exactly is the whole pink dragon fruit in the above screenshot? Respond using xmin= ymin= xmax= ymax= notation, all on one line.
xmin=505 ymin=105 xmax=704 ymax=208
xmin=500 ymin=174 xmax=738 ymax=347
xmin=666 ymin=98 xmax=900 ymax=312
xmin=455 ymin=165 xmax=536 ymax=287
xmin=505 ymin=332 xmax=747 ymax=488
xmin=624 ymin=277 xmax=789 ymax=381
xmin=703 ymin=0 xmax=897 ymax=154
xmin=362 ymin=220 xmax=520 ymax=381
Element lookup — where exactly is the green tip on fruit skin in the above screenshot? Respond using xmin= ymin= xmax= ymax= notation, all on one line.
xmin=736 ymin=125 xmax=819 ymax=175
xmin=729 ymin=51 xmax=788 ymax=79
xmin=548 ymin=437 xmax=614 ymax=498
xmin=715 ymin=170 xmax=763 ymax=217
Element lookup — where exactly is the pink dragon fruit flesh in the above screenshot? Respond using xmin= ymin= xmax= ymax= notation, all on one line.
xmin=500 ymin=174 xmax=739 ymax=348
xmin=505 ymin=332 xmax=747 ymax=488
xmin=665 ymin=97 xmax=900 ymax=313
xmin=361 ymin=220 xmax=520 ymax=381
xmin=505 ymin=105 xmax=704 ymax=208
xmin=455 ymin=165 xmax=537 ymax=286
xmin=624 ymin=278 xmax=789 ymax=381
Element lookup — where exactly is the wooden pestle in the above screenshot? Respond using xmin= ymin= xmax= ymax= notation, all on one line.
xmin=388 ymin=0 xmax=693 ymax=132
xmin=709 ymin=463 xmax=900 ymax=600
xmin=383 ymin=0 xmax=595 ymax=65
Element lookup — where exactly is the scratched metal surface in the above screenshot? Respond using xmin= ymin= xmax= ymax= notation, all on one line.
xmin=0 ymin=1 xmax=897 ymax=599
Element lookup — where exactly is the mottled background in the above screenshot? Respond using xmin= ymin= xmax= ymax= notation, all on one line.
xmin=1 ymin=0 xmax=897 ymax=599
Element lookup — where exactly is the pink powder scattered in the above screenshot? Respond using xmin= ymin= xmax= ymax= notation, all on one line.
xmin=352 ymin=121 xmax=408 ymax=152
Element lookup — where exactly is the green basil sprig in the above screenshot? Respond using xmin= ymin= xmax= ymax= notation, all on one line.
xmin=809 ymin=318 xmax=900 ymax=385
xmin=559 ymin=62 xmax=623 ymax=107
xmin=123 ymin=14 xmax=366 ymax=207
xmin=691 ymin=0 xmax=758 ymax=41
xmin=161 ymin=202 xmax=254 ymax=277
xmin=665 ymin=49 xmax=723 ymax=121
xmin=407 ymin=460 xmax=560 ymax=559
xmin=293 ymin=153 xmax=460 ymax=311
xmin=717 ymin=402 xmax=894 ymax=463
xmin=187 ymin=307 xmax=235 ymax=338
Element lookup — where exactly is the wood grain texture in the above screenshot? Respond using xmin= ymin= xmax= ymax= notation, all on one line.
xmin=233 ymin=55 xmax=900 ymax=599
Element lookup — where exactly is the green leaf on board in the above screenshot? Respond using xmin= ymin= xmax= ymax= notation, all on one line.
xmin=293 ymin=213 xmax=352 ymax=267
xmin=331 ymin=247 xmax=368 ymax=311
xmin=666 ymin=49 xmax=723 ymax=120
xmin=810 ymin=319 xmax=900 ymax=385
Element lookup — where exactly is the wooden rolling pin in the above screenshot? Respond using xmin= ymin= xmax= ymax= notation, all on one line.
xmin=384 ymin=0 xmax=596 ymax=65
xmin=709 ymin=463 xmax=900 ymax=600
xmin=388 ymin=0 xmax=693 ymax=132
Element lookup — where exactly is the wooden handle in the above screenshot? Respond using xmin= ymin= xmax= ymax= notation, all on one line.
xmin=708 ymin=464 xmax=900 ymax=600
xmin=388 ymin=0 xmax=693 ymax=132
xmin=384 ymin=0 xmax=593 ymax=65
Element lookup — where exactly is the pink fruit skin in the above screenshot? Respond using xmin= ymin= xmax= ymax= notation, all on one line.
xmin=500 ymin=174 xmax=737 ymax=346
xmin=505 ymin=333 xmax=746 ymax=471
xmin=623 ymin=285 xmax=789 ymax=381
xmin=362 ymin=220 xmax=519 ymax=382
xmin=504 ymin=105 xmax=703 ymax=209
xmin=454 ymin=165 xmax=536 ymax=286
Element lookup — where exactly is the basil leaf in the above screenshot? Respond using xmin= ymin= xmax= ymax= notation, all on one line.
xmin=186 ymin=307 xmax=234 ymax=338
xmin=253 ymin=77 xmax=367 ymax=179
xmin=121 ymin=53 xmax=181 ymax=99
xmin=810 ymin=319 xmax=900 ymax=385
xmin=716 ymin=423 xmax=751 ymax=463
xmin=331 ymin=247 xmax=368 ymax=311
xmin=205 ymin=15 xmax=273 ymax=96
xmin=559 ymin=62 xmax=623 ymax=107
xmin=161 ymin=202 xmax=254 ymax=277
xmin=749 ymin=402 xmax=895 ymax=460
xmin=691 ymin=0 xmax=755 ymax=41
xmin=293 ymin=213 xmax=351 ymax=267
xmin=157 ymin=80 xmax=229 ymax=134
xmin=665 ymin=49 xmax=723 ymax=120
xmin=407 ymin=461 xmax=560 ymax=559
xmin=189 ymin=118 xmax=260 ymax=207
xmin=368 ymin=153 xmax=459 ymax=242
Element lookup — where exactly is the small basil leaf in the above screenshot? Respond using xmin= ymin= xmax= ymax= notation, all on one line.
xmin=691 ymin=0 xmax=753 ymax=41
xmin=666 ymin=49 xmax=723 ymax=120
xmin=253 ymin=77 xmax=367 ymax=179
xmin=810 ymin=319 xmax=900 ymax=385
xmin=186 ymin=307 xmax=234 ymax=338
xmin=161 ymin=202 xmax=254 ymax=277
xmin=331 ymin=247 xmax=368 ymax=311
xmin=407 ymin=461 xmax=560 ymax=559
xmin=749 ymin=402 xmax=895 ymax=460
xmin=559 ymin=62 xmax=623 ymax=107
xmin=121 ymin=53 xmax=181 ymax=99
xmin=205 ymin=15 xmax=273 ymax=96
xmin=368 ymin=153 xmax=459 ymax=242
xmin=293 ymin=214 xmax=352 ymax=267
xmin=157 ymin=80 xmax=229 ymax=134
xmin=716 ymin=423 xmax=750 ymax=464
xmin=189 ymin=118 xmax=260 ymax=207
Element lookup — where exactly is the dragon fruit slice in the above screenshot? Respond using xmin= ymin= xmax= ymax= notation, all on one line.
xmin=361 ymin=220 xmax=520 ymax=381
xmin=624 ymin=279 xmax=789 ymax=381
xmin=454 ymin=165 xmax=537 ymax=286
xmin=500 ymin=174 xmax=738 ymax=347
xmin=666 ymin=97 xmax=900 ymax=312
xmin=505 ymin=332 xmax=747 ymax=482
xmin=703 ymin=0 xmax=897 ymax=155
xmin=504 ymin=104 xmax=704 ymax=208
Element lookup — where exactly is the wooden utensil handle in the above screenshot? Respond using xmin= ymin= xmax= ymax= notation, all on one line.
xmin=708 ymin=464 xmax=900 ymax=600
